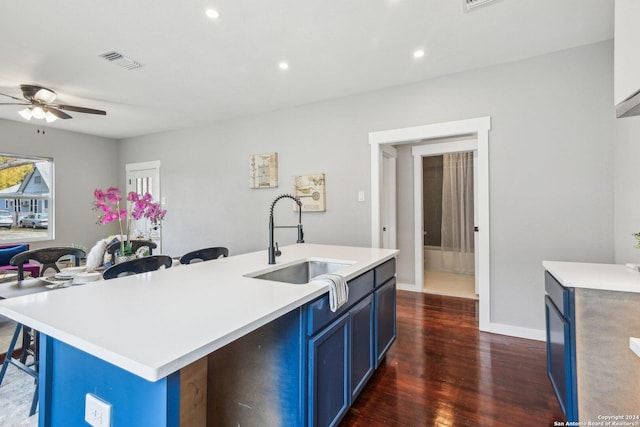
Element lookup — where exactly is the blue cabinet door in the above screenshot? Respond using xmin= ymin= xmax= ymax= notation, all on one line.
xmin=375 ymin=278 xmax=396 ymax=367
xmin=545 ymin=295 xmax=578 ymax=421
xmin=308 ymin=313 xmax=349 ymax=427
xmin=350 ymin=294 xmax=374 ymax=401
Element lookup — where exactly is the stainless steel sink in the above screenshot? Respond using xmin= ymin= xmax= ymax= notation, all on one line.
xmin=247 ymin=260 xmax=352 ymax=284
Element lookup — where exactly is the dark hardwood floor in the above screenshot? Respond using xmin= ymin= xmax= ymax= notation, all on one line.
xmin=340 ymin=291 xmax=564 ymax=427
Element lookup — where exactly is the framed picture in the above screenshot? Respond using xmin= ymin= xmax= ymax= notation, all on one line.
xmin=249 ymin=153 xmax=278 ymax=188
xmin=293 ymin=173 xmax=326 ymax=212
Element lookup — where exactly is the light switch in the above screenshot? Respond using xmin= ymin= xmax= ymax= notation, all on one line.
xmin=358 ymin=191 xmax=365 ymax=202
xmin=85 ymin=393 xmax=112 ymax=427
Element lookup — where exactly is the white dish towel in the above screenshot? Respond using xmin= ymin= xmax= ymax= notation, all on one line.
xmin=313 ymin=273 xmax=349 ymax=312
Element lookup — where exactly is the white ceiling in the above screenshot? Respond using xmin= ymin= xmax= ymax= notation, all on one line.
xmin=0 ymin=0 xmax=613 ymax=140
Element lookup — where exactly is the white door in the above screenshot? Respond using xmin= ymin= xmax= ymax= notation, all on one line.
xmin=125 ymin=161 xmax=162 ymax=251
xmin=381 ymin=146 xmax=398 ymax=249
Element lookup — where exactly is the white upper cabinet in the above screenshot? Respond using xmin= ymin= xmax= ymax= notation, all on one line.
xmin=615 ymin=0 xmax=640 ymax=106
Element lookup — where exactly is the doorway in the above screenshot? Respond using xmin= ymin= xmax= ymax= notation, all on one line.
xmin=421 ymin=152 xmax=476 ymax=300
xmin=125 ymin=160 xmax=162 ymax=252
xmin=369 ymin=117 xmax=491 ymax=332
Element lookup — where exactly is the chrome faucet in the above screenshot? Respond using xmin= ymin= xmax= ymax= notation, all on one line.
xmin=269 ymin=194 xmax=304 ymax=264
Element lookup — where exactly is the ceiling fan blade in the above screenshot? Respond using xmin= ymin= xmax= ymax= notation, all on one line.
xmin=0 ymin=92 xmax=26 ymax=101
xmin=46 ymin=107 xmax=72 ymax=120
xmin=56 ymin=104 xmax=107 ymax=115
xmin=0 ymin=102 xmax=30 ymax=106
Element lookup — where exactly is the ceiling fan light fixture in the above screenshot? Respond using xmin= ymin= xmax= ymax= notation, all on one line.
xmin=34 ymin=88 xmax=57 ymax=103
xmin=18 ymin=108 xmax=33 ymax=120
xmin=45 ymin=111 xmax=58 ymax=123
xmin=31 ymin=106 xmax=46 ymax=120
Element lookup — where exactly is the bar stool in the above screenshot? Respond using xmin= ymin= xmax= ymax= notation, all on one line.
xmin=0 ymin=246 xmax=86 ymax=415
xmin=0 ymin=325 xmax=39 ymax=415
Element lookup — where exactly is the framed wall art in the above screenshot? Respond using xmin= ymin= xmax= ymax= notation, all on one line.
xmin=249 ymin=153 xmax=278 ymax=188
xmin=293 ymin=173 xmax=326 ymax=212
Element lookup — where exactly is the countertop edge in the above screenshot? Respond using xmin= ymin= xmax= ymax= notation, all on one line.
xmin=543 ymin=260 xmax=640 ymax=294
xmin=630 ymin=337 xmax=640 ymax=359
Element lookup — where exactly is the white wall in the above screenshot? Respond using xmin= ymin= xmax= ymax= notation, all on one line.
xmin=1 ymin=119 xmax=119 ymax=250
xmin=393 ymin=41 xmax=615 ymax=331
xmin=119 ymin=41 xmax=615 ymax=333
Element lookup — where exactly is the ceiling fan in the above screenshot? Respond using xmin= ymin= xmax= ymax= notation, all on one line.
xmin=0 ymin=84 xmax=106 ymax=123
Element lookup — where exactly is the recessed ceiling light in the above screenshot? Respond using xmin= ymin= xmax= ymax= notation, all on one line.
xmin=413 ymin=49 xmax=425 ymax=59
xmin=279 ymin=62 xmax=289 ymax=71
xmin=205 ymin=8 xmax=220 ymax=20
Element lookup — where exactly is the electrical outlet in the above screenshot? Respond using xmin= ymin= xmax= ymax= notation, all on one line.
xmin=85 ymin=393 xmax=112 ymax=427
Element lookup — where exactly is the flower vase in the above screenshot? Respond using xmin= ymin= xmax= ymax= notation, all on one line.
xmin=115 ymin=254 xmax=137 ymax=264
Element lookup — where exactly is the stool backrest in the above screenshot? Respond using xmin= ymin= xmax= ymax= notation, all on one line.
xmin=10 ymin=247 xmax=86 ymax=280
xmin=102 ymin=255 xmax=172 ymax=280
xmin=179 ymin=247 xmax=229 ymax=264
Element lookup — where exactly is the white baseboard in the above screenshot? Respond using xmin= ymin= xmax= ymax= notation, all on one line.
xmin=396 ymin=282 xmax=420 ymax=292
xmin=482 ymin=322 xmax=545 ymax=341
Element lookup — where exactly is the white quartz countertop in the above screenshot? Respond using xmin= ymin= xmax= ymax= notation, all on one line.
xmin=543 ymin=260 xmax=640 ymax=293
xmin=630 ymin=337 xmax=640 ymax=359
xmin=0 ymin=244 xmax=397 ymax=382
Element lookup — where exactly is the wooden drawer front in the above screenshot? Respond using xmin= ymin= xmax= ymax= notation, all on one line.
xmin=374 ymin=258 xmax=396 ymax=288
xmin=545 ymin=271 xmax=572 ymax=318
xmin=307 ymin=270 xmax=374 ymax=336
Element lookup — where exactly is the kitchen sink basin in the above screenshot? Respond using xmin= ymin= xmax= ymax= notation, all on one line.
xmin=247 ymin=260 xmax=353 ymax=284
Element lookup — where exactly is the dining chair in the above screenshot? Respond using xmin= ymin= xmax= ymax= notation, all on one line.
xmin=179 ymin=247 xmax=229 ymax=264
xmin=10 ymin=247 xmax=86 ymax=281
xmin=102 ymin=255 xmax=173 ymax=280
xmin=106 ymin=240 xmax=157 ymax=258
xmin=1 ymin=246 xmax=85 ymax=416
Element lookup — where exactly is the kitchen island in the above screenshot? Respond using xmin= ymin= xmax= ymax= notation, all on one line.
xmin=543 ymin=261 xmax=640 ymax=424
xmin=0 ymin=244 xmax=398 ymax=427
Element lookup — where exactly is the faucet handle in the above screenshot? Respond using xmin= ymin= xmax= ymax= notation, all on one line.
xmin=275 ymin=242 xmax=281 ymax=257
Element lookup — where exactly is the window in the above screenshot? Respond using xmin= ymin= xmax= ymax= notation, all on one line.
xmin=0 ymin=154 xmax=54 ymax=242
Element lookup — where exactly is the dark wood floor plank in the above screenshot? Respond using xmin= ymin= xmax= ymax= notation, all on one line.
xmin=340 ymin=291 xmax=563 ymax=427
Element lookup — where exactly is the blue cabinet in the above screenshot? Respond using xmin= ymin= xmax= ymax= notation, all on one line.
xmin=308 ymin=259 xmax=396 ymax=427
xmin=308 ymin=313 xmax=350 ymax=427
xmin=308 ymin=295 xmax=375 ymax=427
xmin=545 ymin=271 xmax=578 ymax=422
xmin=350 ymin=295 xmax=374 ymax=401
xmin=375 ymin=277 xmax=396 ymax=367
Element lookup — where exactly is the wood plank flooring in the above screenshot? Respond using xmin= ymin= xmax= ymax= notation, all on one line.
xmin=340 ymin=291 xmax=564 ymax=427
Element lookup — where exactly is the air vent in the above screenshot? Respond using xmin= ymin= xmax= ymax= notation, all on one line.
xmin=99 ymin=50 xmax=141 ymax=70
xmin=463 ymin=0 xmax=498 ymax=11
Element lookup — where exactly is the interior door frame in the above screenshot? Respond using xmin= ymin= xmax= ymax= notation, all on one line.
xmin=369 ymin=117 xmax=491 ymax=332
